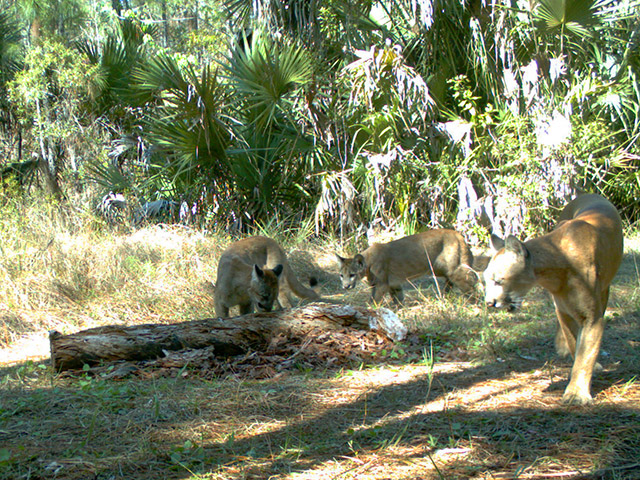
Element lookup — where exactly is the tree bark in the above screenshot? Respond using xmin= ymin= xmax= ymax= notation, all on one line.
xmin=49 ymin=303 xmax=407 ymax=371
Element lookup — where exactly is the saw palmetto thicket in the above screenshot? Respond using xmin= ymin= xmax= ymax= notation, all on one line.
xmin=1 ymin=0 xmax=640 ymax=237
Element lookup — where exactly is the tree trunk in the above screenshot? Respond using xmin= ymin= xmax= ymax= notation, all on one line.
xmin=192 ymin=0 xmax=198 ymax=32
xmin=49 ymin=303 xmax=407 ymax=371
xmin=162 ymin=0 xmax=169 ymax=48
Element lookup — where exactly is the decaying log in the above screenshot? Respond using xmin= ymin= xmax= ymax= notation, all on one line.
xmin=49 ymin=303 xmax=407 ymax=371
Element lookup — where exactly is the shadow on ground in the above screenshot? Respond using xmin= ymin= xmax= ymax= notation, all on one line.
xmin=1 ymin=332 xmax=639 ymax=480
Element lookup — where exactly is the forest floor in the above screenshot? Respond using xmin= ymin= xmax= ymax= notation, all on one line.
xmin=1 ymin=225 xmax=639 ymax=480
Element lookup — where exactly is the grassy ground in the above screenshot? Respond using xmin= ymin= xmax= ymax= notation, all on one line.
xmin=1 ymin=197 xmax=639 ymax=479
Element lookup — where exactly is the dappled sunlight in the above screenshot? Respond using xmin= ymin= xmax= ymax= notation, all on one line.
xmin=0 ymin=332 xmax=49 ymax=366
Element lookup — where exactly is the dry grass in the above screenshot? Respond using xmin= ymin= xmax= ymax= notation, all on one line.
xmin=1 ymin=196 xmax=639 ymax=480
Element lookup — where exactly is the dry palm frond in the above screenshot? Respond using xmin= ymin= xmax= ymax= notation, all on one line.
xmin=314 ymin=170 xmax=359 ymax=239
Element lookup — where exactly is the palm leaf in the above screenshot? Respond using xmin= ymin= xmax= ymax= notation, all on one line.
xmin=222 ymin=0 xmax=252 ymax=26
xmin=533 ymin=0 xmax=615 ymax=38
xmin=0 ymin=12 xmax=23 ymax=82
xmin=85 ymin=160 xmax=134 ymax=193
xmin=135 ymin=55 xmax=230 ymax=158
xmin=131 ymin=53 xmax=189 ymax=105
xmin=77 ymin=22 xmax=150 ymax=114
xmin=222 ymin=32 xmax=313 ymax=130
xmin=132 ymin=53 xmax=232 ymax=195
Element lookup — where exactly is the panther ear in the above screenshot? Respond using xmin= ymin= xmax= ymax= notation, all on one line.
xmin=272 ymin=264 xmax=284 ymax=277
xmin=252 ymin=264 xmax=264 ymax=280
xmin=489 ymin=234 xmax=505 ymax=252
xmin=504 ymin=235 xmax=529 ymax=258
xmin=335 ymin=253 xmax=347 ymax=266
xmin=353 ymin=254 xmax=367 ymax=271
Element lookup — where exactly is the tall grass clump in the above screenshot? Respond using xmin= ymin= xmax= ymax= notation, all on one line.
xmin=0 ymin=192 xmax=225 ymax=346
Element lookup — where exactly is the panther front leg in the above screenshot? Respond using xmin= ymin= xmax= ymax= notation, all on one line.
xmin=554 ymin=306 xmax=579 ymax=358
xmin=370 ymin=282 xmax=390 ymax=304
xmin=367 ymin=269 xmax=391 ymax=304
xmin=561 ymin=312 xmax=605 ymax=405
xmin=389 ymin=286 xmax=405 ymax=306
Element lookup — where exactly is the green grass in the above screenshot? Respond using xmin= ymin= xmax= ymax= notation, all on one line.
xmin=0 ymin=194 xmax=639 ymax=479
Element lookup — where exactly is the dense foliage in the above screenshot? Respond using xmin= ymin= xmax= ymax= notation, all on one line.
xmin=1 ymin=0 xmax=639 ymax=240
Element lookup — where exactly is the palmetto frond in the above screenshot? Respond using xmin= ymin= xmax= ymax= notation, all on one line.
xmin=222 ymin=0 xmax=252 ymax=27
xmin=131 ymin=52 xmax=189 ymax=105
xmin=223 ymin=32 xmax=313 ymax=131
xmin=134 ymin=54 xmax=230 ymax=163
xmin=534 ymin=0 xmax=606 ymax=37
xmin=77 ymin=21 xmax=149 ymax=114
xmin=0 ymin=12 xmax=23 ymax=83
xmin=85 ymin=159 xmax=134 ymax=193
xmin=532 ymin=0 xmax=633 ymax=53
xmin=227 ymin=127 xmax=313 ymax=222
xmin=129 ymin=51 xmax=232 ymax=199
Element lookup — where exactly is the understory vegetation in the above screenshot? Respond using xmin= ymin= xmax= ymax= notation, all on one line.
xmin=1 ymin=1 xmax=640 ymax=240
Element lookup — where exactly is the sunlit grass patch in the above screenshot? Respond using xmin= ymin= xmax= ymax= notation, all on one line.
xmin=0 ymin=198 xmax=227 ymax=355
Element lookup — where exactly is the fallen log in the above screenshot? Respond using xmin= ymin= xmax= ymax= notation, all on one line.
xmin=49 ymin=303 xmax=407 ymax=372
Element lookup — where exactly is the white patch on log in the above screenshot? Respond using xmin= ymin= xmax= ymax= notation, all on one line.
xmin=367 ymin=308 xmax=407 ymax=341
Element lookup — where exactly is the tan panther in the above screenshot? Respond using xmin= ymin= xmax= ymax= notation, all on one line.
xmin=336 ymin=229 xmax=480 ymax=305
xmin=214 ymin=236 xmax=319 ymax=317
xmin=483 ymin=194 xmax=623 ymax=405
